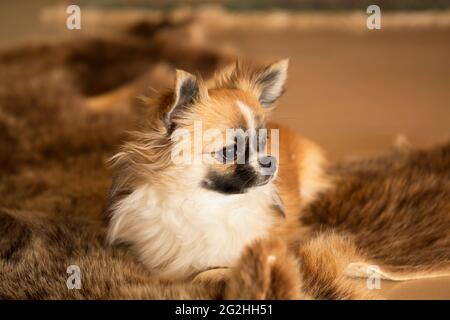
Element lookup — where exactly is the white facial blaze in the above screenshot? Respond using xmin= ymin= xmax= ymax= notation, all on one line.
xmin=236 ymin=100 xmax=259 ymax=165
xmin=236 ymin=100 xmax=256 ymax=132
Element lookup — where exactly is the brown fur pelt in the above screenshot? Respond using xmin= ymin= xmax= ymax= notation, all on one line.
xmin=1 ymin=22 xmax=449 ymax=300
xmin=301 ymin=143 xmax=450 ymax=281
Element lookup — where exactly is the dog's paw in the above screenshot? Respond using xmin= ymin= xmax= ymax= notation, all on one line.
xmin=192 ymin=267 xmax=230 ymax=285
xmin=224 ymin=237 xmax=302 ymax=300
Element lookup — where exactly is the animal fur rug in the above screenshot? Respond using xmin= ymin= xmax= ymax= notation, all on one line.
xmin=0 ymin=24 xmax=449 ymax=300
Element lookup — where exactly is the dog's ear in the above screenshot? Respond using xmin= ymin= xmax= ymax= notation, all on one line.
xmin=214 ymin=59 xmax=289 ymax=108
xmin=253 ymin=59 xmax=289 ymax=108
xmin=164 ymin=70 xmax=204 ymax=132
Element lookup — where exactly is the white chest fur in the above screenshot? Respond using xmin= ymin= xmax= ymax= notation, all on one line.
xmin=107 ymin=183 xmax=277 ymax=279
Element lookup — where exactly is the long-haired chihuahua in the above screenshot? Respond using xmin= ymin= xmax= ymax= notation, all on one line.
xmin=106 ymin=59 xmax=330 ymax=279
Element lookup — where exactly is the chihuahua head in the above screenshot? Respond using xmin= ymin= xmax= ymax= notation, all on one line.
xmin=112 ymin=59 xmax=289 ymax=196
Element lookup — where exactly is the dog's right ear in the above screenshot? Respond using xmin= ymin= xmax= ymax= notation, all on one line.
xmin=164 ymin=70 xmax=205 ymax=133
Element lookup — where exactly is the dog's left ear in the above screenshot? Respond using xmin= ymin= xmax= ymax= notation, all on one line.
xmin=253 ymin=59 xmax=289 ymax=108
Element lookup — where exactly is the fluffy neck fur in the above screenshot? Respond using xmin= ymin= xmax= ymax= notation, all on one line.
xmin=107 ymin=177 xmax=279 ymax=279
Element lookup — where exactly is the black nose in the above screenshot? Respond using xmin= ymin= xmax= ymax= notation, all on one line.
xmin=258 ymin=155 xmax=276 ymax=169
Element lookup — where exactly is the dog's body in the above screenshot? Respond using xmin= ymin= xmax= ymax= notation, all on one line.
xmin=106 ymin=60 xmax=330 ymax=279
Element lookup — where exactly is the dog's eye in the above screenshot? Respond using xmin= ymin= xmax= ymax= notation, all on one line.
xmin=218 ymin=144 xmax=238 ymax=164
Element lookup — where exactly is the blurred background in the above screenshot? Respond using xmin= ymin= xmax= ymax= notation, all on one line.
xmin=1 ymin=0 xmax=449 ymax=160
xmin=0 ymin=0 xmax=449 ymax=299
